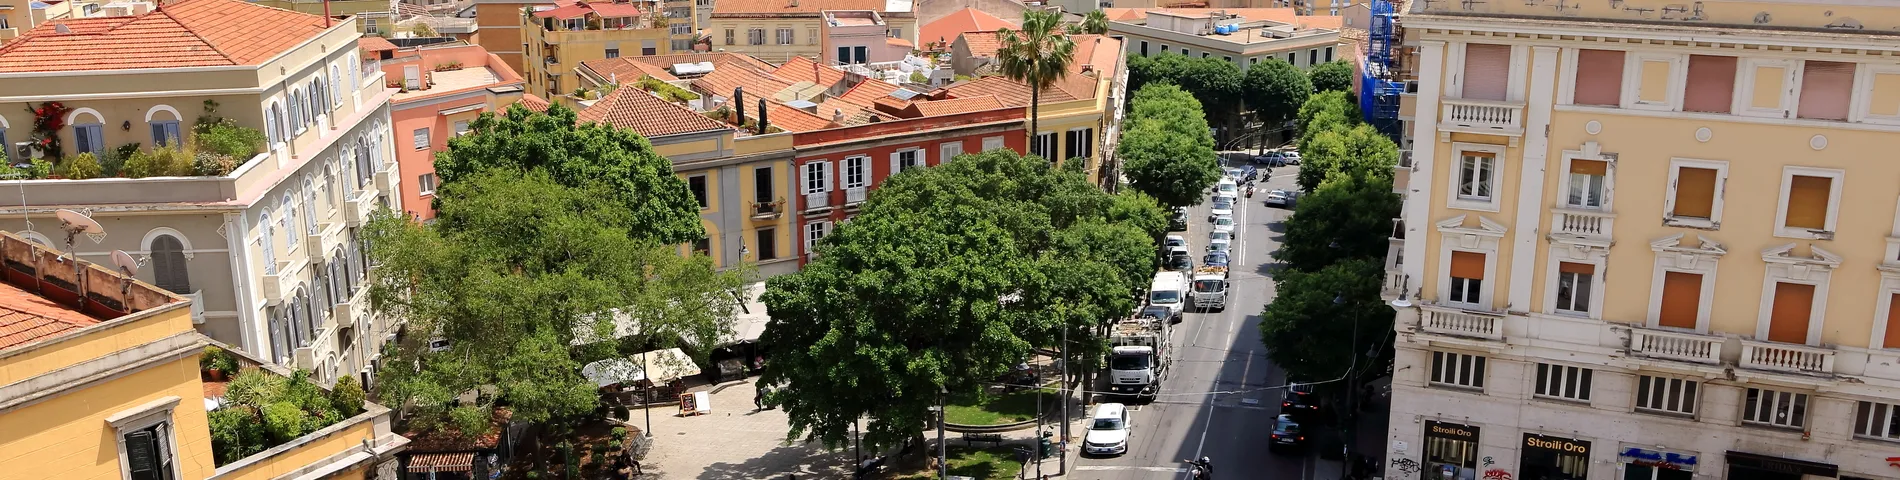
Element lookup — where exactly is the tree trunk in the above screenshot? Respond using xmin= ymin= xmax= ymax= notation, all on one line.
xmin=1030 ymin=85 xmax=1042 ymax=162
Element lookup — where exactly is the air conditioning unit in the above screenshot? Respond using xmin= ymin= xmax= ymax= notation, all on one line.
xmin=14 ymin=141 xmax=42 ymax=161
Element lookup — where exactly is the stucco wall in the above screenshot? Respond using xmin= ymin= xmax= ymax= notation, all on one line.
xmin=0 ymin=355 xmax=215 ymax=480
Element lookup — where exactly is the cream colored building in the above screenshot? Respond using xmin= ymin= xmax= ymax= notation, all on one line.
xmin=707 ymin=0 xmax=916 ymax=64
xmin=1385 ymin=2 xmax=1900 ymax=480
xmin=1103 ymin=7 xmax=1343 ymax=71
xmin=0 ymin=0 xmax=402 ymax=388
xmin=520 ymin=0 xmax=675 ymax=102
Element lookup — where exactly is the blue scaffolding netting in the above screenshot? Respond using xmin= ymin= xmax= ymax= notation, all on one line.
xmin=1359 ymin=0 xmax=1405 ymax=141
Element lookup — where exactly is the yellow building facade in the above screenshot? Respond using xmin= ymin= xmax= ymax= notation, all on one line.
xmin=705 ymin=0 xmax=916 ymax=64
xmin=1385 ymin=2 xmax=1900 ymax=479
xmin=520 ymin=1 xmax=676 ymax=102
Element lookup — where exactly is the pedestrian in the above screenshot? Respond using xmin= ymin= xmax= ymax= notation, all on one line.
xmin=754 ymin=383 xmax=768 ymax=410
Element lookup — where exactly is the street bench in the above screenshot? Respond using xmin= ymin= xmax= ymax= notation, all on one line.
xmin=962 ymin=432 xmax=1003 ymax=447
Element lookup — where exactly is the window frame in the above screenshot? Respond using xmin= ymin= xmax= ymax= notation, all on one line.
xmin=1030 ymin=131 xmax=1058 ymax=160
xmin=1741 ymin=387 xmax=1810 ymax=429
xmin=1446 ymin=142 xmax=1505 ymax=212
xmin=1531 ymin=363 xmax=1593 ymax=403
xmin=1753 ymin=247 xmax=1836 ymax=347
xmin=939 ymin=141 xmax=963 ymax=162
xmin=1854 ymin=400 xmax=1900 ymax=441
xmin=74 ymin=122 xmax=105 ymax=155
xmin=1645 ymin=235 xmax=1721 ymax=333
xmin=1737 ymin=57 xmax=1799 ymax=119
xmin=1632 ymin=375 xmax=1699 ymax=417
xmin=1661 ymin=158 xmax=1728 ymax=230
xmin=1551 ymin=265 xmax=1596 ymax=317
xmin=417 ymin=173 xmax=437 ymax=196
xmin=1428 ymin=350 xmax=1486 ymax=390
xmin=1620 ymin=52 xmax=1686 ymax=111
xmin=748 ymin=28 xmax=766 ymax=46
xmin=982 ymin=136 xmax=1005 ymax=152
xmin=891 ymin=148 xmax=924 ymax=174
xmin=1065 ymin=127 xmax=1095 ymax=161
xmin=843 ymin=155 xmax=868 ymax=189
xmin=804 ymin=220 xmax=830 ymax=257
xmin=803 ymin=160 xmax=831 ymax=194
xmin=1555 ymin=151 xmax=1615 ymax=211
xmin=109 ymin=397 xmax=183 ymax=480
xmin=755 ymin=226 xmax=777 ymax=261
xmin=1770 ymin=166 xmax=1845 ymax=240
xmin=688 ymin=174 xmax=710 ymax=209
xmin=776 ymin=28 xmax=794 ymax=45
xmin=150 ymin=120 xmax=181 ymax=147
xmin=412 ymin=128 xmax=430 ymax=150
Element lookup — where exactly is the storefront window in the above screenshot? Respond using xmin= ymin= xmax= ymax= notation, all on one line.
xmin=1521 ymin=434 xmax=1590 ymax=480
xmin=1423 ymin=421 xmax=1480 ymax=480
xmin=1618 ymin=446 xmax=1696 ymax=480
xmin=1724 ymin=451 xmax=1837 ymax=480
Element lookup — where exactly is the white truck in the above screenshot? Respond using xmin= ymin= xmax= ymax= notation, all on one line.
xmin=1189 ymin=265 xmax=1229 ymax=311
xmin=1147 ymin=271 xmax=1187 ymax=321
xmin=1107 ymin=313 xmax=1171 ymax=400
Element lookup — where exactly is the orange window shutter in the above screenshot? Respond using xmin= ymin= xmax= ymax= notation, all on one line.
xmin=1450 ymin=251 xmax=1485 ymax=280
xmin=1657 ymin=272 xmax=1701 ymax=329
xmin=1886 ymin=294 xmax=1900 ymax=349
xmin=1672 ymin=167 xmax=1717 ymax=219
xmin=1784 ymin=175 xmax=1831 ymax=230
xmin=1768 ymin=282 xmax=1816 ymax=344
xmin=1569 ymin=160 xmax=1608 ymax=176
xmin=1558 ymin=262 xmax=1593 ymax=274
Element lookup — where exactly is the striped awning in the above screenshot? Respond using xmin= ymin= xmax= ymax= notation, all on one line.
xmin=406 ymin=452 xmax=476 ymax=473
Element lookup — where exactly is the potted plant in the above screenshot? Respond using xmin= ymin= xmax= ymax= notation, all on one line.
xmin=200 ymin=346 xmax=239 ymax=381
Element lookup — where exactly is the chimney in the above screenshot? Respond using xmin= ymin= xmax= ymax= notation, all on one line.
xmin=831 ymin=108 xmax=845 ymax=125
xmin=734 ymin=87 xmax=746 ymax=125
xmin=757 ymin=99 xmax=770 ymax=134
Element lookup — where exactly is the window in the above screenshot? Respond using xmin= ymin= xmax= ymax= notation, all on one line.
xmin=804 ymin=221 xmax=829 ymax=255
xmin=673 ymin=39 xmax=695 ymax=51
xmin=75 ymin=123 xmax=104 ymax=155
xmin=1249 ymin=57 xmax=1257 ymax=66
xmin=853 ymin=46 xmax=868 ymax=65
xmin=1766 ymin=282 xmax=1815 ymax=344
xmin=803 ymin=161 xmax=830 ymax=194
xmin=1571 ymin=49 xmax=1624 ymax=106
xmin=417 ymin=173 xmax=437 ymax=195
xmin=756 ymin=227 xmax=777 ymax=260
xmin=259 ymin=213 xmax=277 ymax=274
xmin=1308 ymin=49 xmax=1317 ymax=65
xmin=1565 ymin=159 xmax=1606 ymax=208
xmin=1554 ymin=262 xmax=1593 ymax=314
xmin=412 ymin=128 xmax=430 ymax=150
xmin=893 ymin=148 xmax=923 ymax=173
xmin=1429 ymin=351 xmax=1485 ymax=389
xmin=1030 ymin=132 xmax=1058 ymax=160
xmin=150 ymin=235 xmax=190 ymax=295
xmin=1179 ymin=48 xmax=1188 ymax=57
xmin=282 ymin=194 xmax=298 ymax=251
xmin=1287 ymin=52 xmax=1295 ymax=64
xmin=1223 ymin=56 xmax=1232 ymax=63
xmin=150 ymin=120 xmax=181 ymax=147
xmin=1532 ymin=363 xmax=1592 ymax=401
xmin=1775 ymin=168 xmax=1842 ymax=237
xmin=691 ymin=237 xmax=710 ymax=256
xmin=1855 ymin=401 xmax=1900 ymax=440
xmin=725 ymin=28 xmax=735 ymax=45
xmin=1657 ymin=271 xmax=1703 ymax=329
xmin=1742 ymin=387 xmax=1808 ymax=428
xmin=670 ymin=22 xmax=691 ymax=35
xmin=777 ymin=28 xmax=794 ymax=45
xmin=689 ymin=174 xmax=709 ymax=208
xmin=452 ymin=120 xmax=469 ymax=136
xmin=1460 ymin=43 xmax=1511 ymax=101
xmin=843 ymin=156 xmax=866 ymax=188
xmin=1160 ymin=44 xmax=1168 ymax=52
xmin=1064 ymin=128 xmax=1094 ymax=161
xmin=1140 ymin=41 xmax=1148 ymax=55
xmin=1456 ymin=152 xmax=1494 ymax=201
xmin=808 ymin=28 xmax=817 ymax=45
xmin=641 ymin=40 xmax=657 ymax=56
xmin=1665 ymin=161 xmax=1724 ymax=225
xmin=289 ymin=91 xmax=304 ymax=130
xmin=1884 ymin=293 xmax=1900 ymax=350
xmin=1683 ymin=55 xmax=1737 ymax=114
xmin=1797 ymin=61 xmax=1855 ymax=121
xmin=753 ymin=166 xmax=774 ymax=204
xmin=982 ymin=136 xmax=1005 ymax=152
xmin=330 ymin=65 xmax=342 ymax=106
xmin=748 ymin=28 xmax=765 ymax=45
xmin=120 ymin=419 xmax=177 ymax=480
xmin=1634 ymin=375 xmax=1698 ymax=415
xmin=1324 ymin=46 xmax=1333 ymax=62
xmin=940 ymin=141 xmax=963 ymax=162
xmin=1447 ymin=251 xmax=1484 ymax=305
xmin=605 ymin=47 xmax=620 ymax=58
xmin=0 ymin=127 xmax=8 ymax=162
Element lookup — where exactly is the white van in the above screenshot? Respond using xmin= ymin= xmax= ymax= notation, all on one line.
xmin=1084 ymin=403 xmax=1131 ymax=455
xmin=1149 ymin=271 xmax=1187 ymax=319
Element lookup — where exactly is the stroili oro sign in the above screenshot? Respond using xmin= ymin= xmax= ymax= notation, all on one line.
xmin=1524 ymin=434 xmax=1590 ymax=455
xmin=1426 ymin=421 xmax=1479 ymax=442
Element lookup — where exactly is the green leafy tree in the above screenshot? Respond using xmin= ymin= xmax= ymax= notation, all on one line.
xmin=1297 ymin=91 xmax=1361 ymax=135
xmin=1296 ymin=123 xmax=1399 ymax=194
xmin=1309 ymin=60 xmax=1355 ymax=93
xmin=1242 ymin=58 xmax=1310 ymax=131
xmin=997 ymin=10 xmax=1077 ymax=157
xmin=434 ymin=103 xmax=705 ymax=244
xmin=1118 ymin=84 xmax=1220 ymax=208
xmin=1274 ymin=174 xmax=1400 ymax=273
xmin=760 ymin=149 xmax=1152 ymax=457
xmin=1106 ymin=190 xmax=1170 ymax=243
xmin=1258 ymin=259 xmax=1395 ymax=386
xmin=1082 ymin=10 xmax=1109 ymax=34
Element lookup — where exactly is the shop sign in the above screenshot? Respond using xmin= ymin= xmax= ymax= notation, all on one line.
xmin=1725 ymin=451 xmax=1837 ymax=478
xmin=1619 ymin=447 xmax=1697 ymax=471
xmin=1524 ymin=434 xmax=1590 ymax=455
xmin=1426 ymin=421 xmax=1480 ymax=442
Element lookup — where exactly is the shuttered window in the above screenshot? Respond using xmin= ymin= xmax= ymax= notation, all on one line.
xmin=1554 ymin=262 xmax=1593 ymax=314
xmin=1430 ymin=351 xmax=1486 ymax=389
xmin=1743 ymin=387 xmax=1808 ymax=428
xmin=1798 ymin=61 xmax=1855 ymax=121
xmin=1671 ymin=167 xmax=1718 ymax=219
xmin=1533 ymin=363 xmax=1592 ymax=401
xmin=1567 ymin=160 xmax=1607 ymax=208
xmin=1683 ymin=55 xmax=1737 ymax=114
xmin=1856 ymin=401 xmax=1900 ymax=440
xmin=1658 ymin=272 xmax=1702 ymax=329
xmin=1886 ymin=294 xmax=1900 ymax=349
xmin=1769 ymin=282 xmax=1815 ymax=344
xmin=1783 ymin=175 xmax=1831 ymax=230
xmin=1572 ymin=49 xmax=1624 ymax=106
xmin=1634 ymin=375 xmax=1698 ymax=415
xmin=1448 ymin=251 xmax=1484 ymax=304
xmin=151 ymin=235 xmax=191 ymax=295
xmin=1461 ymin=44 xmax=1511 ymax=101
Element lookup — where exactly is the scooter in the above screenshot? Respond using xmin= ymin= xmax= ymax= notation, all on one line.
xmin=1185 ymin=457 xmax=1213 ymax=480
xmin=1245 ymin=186 xmax=1254 ymax=199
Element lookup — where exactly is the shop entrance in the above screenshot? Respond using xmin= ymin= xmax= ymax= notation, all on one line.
xmin=1423 ymin=421 xmax=1480 ymax=480
xmin=1618 ymin=446 xmax=1696 ymax=480
xmin=1725 ymin=451 xmax=1836 ymax=480
xmin=1520 ymin=434 xmax=1590 ymax=480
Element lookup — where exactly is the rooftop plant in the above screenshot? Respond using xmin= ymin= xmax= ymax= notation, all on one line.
xmin=208 ymin=368 xmax=366 ymax=466
xmin=635 ymin=76 xmax=697 ymax=102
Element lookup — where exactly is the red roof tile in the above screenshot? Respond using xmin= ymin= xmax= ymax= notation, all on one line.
xmin=772 ymin=56 xmax=846 ymax=89
xmin=712 ymin=0 xmax=896 ymax=16
xmin=836 ymin=79 xmax=901 ymax=108
xmin=0 ymin=283 xmax=100 ymax=351
xmin=887 ymin=37 xmax=914 ymax=48
xmin=909 ymin=94 xmax=1005 ymax=117
xmin=515 ymin=94 xmax=552 ymax=113
xmin=955 ymin=31 xmax=1008 ymax=58
xmin=579 ymin=52 xmax=776 ymax=83
xmin=0 ymin=0 xmax=334 ymax=73
xmin=578 ymin=86 xmax=732 ymax=138
xmin=533 ymin=0 xmax=643 ymax=19
xmin=691 ymin=64 xmax=797 ymax=100
xmin=764 ymin=102 xmax=833 ymax=132
xmin=359 ymin=36 xmax=400 ymax=53
xmin=920 ymin=7 xmax=1015 ymax=46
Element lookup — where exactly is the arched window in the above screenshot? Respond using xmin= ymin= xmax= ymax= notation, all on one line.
xmin=302 ymin=178 xmax=317 ymax=235
xmin=146 ymin=105 xmax=182 ymax=147
xmin=324 ymin=160 xmax=338 ymax=207
xmin=259 ymin=212 xmax=277 ymax=274
xmin=282 ymin=193 xmax=298 ymax=251
xmin=309 ymin=81 xmax=324 ymax=120
xmin=264 ymin=102 xmax=282 ymax=146
xmin=17 ymin=230 xmax=51 ymax=245
xmin=288 ymin=90 xmax=304 ymax=132
xmin=291 ymin=290 xmax=310 ymax=347
xmin=329 ymin=65 xmax=343 ymax=107
xmin=355 ymin=140 xmax=373 ymax=188
xmin=149 ymin=234 xmax=191 ymax=294
xmin=329 ymin=248 xmax=346 ymax=303
xmin=270 ymin=306 xmax=292 ymax=364
xmin=69 ymin=109 xmax=105 ymax=155
xmin=349 ymin=53 xmax=360 ymax=94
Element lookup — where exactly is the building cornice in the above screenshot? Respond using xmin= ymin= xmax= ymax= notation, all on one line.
xmin=1406 ymin=15 xmax=1900 ymax=53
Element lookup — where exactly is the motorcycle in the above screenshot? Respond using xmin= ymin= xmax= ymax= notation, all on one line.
xmin=1245 ymin=186 xmax=1254 ymax=199
xmin=1185 ymin=457 xmax=1213 ymax=480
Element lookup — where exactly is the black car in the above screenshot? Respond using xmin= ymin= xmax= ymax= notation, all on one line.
xmin=1165 ymin=249 xmax=1193 ymax=272
xmin=1169 ymin=210 xmax=1189 ymax=231
xmin=1139 ymin=305 xmax=1180 ymax=324
xmin=1282 ymin=386 xmax=1320 ymax=418
xmin=1268 ymin=414 xmax=1306 ymax=453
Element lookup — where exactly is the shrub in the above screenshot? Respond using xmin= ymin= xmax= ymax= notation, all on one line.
xmin=199 ymin=346 xmax=240 ymax=374
xmin=193 ymin=152 xmax=240 ymax=176
xmin=636 ymin=76 xmax=697 ymax=102
xmin=122 ymin=145 xmax=197 ymax=178
xmin=208 ymin=407 xmax=266 ymax=464
xmin=910 ymin=71 xmax=928 ymax=83
xmin=195 ymin=122 xmax=266 ymax=158
xmin=329 ymin=375 xmax=366 ymax=417
xmin=610 ymin=426 xmax=628 ymax=440
xmin=261 ymin=401 xmax=308 ymax=442
xmin=20 ymin=158 xmax=52 ymax=179
xmin=225 ymin=368 xmax=288 ymax=407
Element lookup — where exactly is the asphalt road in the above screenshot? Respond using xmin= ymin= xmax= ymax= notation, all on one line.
xmin=1070 ymin=165 xmax=1311 ymax=480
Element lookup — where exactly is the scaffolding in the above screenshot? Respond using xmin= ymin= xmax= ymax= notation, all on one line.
xmin=1359 ymin=0 xmax=1406 ymax=142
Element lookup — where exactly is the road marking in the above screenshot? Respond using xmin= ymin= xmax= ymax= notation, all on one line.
xmin=1076 ymin=466 xmax=1190 ymax=473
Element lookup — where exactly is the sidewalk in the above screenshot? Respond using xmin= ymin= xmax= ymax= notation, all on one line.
xmin=631 ymin=377 xmax=855 ymax=480
xmin=1312 ymin=376 xmax=1394 ymax=480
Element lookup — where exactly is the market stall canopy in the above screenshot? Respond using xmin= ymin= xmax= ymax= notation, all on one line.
xmin=581 ymin=358 xmax=644 ymax=387
xmin=635 ymin=348 xmax=701 ymax=382
xmin=719 ymin=282 xmax=770 ymax=346
xmin=407 ymin=452 xmax=476 ymax=473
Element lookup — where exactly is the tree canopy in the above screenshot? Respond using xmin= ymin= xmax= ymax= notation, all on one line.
xmin=1242 ymin=58 xmax=1311 ymax=128
xmin=1118 ymin=83 xmax=1221 ymax=208
xmin=1295 ymin=90 xmax=1362 ymax=154
xmin=998 ymin=10 xmax=1076 ymax=147
xmin=1258 ymin=258 xmax=1394 ymax=385
xmin=1273 ymin=174 xmax=1401 ymax=273
xmin=1309 ymin=60 xmax=1356 ymax=93
xmin=760 ymin=149 xmax=1159 ymax=451
xmin=1296 ymin=123 xmax=1400 ymax=193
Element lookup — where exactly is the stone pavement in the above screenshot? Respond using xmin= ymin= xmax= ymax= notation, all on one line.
xmin=632 ymin=377 xmax=855 ymax=480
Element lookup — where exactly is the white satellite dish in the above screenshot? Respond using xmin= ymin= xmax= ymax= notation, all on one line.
xmin=54 ymin=209 xmax=104 ymax=261
xmin=111 ymin=250 xmax=140 ymax=276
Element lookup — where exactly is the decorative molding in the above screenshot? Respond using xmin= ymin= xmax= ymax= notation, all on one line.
xmin=144 ymin=104 xmax=182 ymax=123
xmin=1650 ymin=233 xmax=1727 ymax=269
xmin=1584 ymin=120 xmax=1602 ymax=135
xmin=1810 ymin=134 xmax=1829 ymax=150
xmin=1761 ymin=243 xmax=1842 ymax=279
xmin=1695 ymin=127 xmax=1712 ymax=143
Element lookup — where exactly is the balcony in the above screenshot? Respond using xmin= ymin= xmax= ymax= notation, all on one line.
xmin=1628 ymin=328 xmax=1723 ymax=365
xmin=1549 ymin=208 xmax=1614 ymax=243
xmin=846 ymin=187 xmax=867 ymax=205
xmin=1383 ymin=270 xmax=1407 ymax=298
xmin=260 ymin=266 xmax=291 ymax=304
xmin=752 ymin=200 xmax=783 ymax=218
xmin=1418 ymin=305 xmax=1503 ymax=340
xmin=344 ymin=191 xmax=377 ymax=226
xmin=374 ymin=164 xmax=397 ymax=193
xmin=1739 ymin=339 xmax=1836 ymax=375
xmin=805 ymin=192 xmax=830 ymax=211
xmin=1439 ymin=98 xmax=1525 ymax=136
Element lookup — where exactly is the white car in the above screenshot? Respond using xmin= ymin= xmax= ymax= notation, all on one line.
xmin=1207 ymin=238 xmax=1231 ymax=254
xmin=1164 ymin=234 xmax=1187 ymax=249
xmin=1264 ymin=189 xmax=1290 ymax=208
xmin=1084 ymin=403 xmax=1131 ymax=456
xmin=1211 ymin=214 xmax=1236 ymax=234
xmin=1216 ymin=180 xmax=1238 ymax=196
xmin=1208 ymin=200 xmax=1233 ymax=222
xmin=1224 ymin=167 xmax=1245 ymax=180
xmin=1209 ymin=230 xmax=1234 ymax=244
xmin=1211 ymin=193 xmax=1237 ymax=205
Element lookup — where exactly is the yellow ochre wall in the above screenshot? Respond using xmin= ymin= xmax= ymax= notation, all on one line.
xmin=0 ymin=355 xmax=215 ymax=480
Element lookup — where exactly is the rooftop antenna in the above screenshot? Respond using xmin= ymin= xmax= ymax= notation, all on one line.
xmin=54 ymin=208 xmax=104 ymax=263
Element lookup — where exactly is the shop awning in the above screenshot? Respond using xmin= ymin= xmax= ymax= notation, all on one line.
xmin=718 ymin=282 xmax=770 ymax=346
xmin=634 ymin=348 xmax=701 ymax=383
xmin=406 ymin=452 xmax=475 ymax=473
xmin=582 ymin=358 xmax=643 ymax=387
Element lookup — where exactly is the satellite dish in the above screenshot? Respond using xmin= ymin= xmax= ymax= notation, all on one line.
xmin=111 ymin=250 xmax=141 ymax=276
xmin=54 ymin=209 xmax=104 ymax=261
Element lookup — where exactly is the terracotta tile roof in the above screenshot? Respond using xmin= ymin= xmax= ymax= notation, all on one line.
xmin=359 ymin=36 xmax=400 ymax=53
xmin=578 ymin=85 xmax=732 ymax=138
xmin=533 ymin=0 xmax=642 ymax=19
xmin=0 ymin=283 xmax=100 ymax=351
xmin=1111 ymin=7 xmax=1341 ymax=31
xmin=0 ymin=0 xmax=333 ymax=73
xmin=920 ymin=7 xmax=1015 ymax=46
xmin=955 ymin=31 xmax=1007 ymax=58
xmin=691 ymin=64 xmax=797 ymax=100
xmin=772 ymin=56 xmax=846 ymax=89
xmin=887 ymin=37 xmax=913 ymax=48
xmin=908 ymin=94 xmax=1004 ymax=117
xmin=836 ymin=79 xmax=901 ymax=108
xmin=712 ymin=0 xmax=896 ymax=16
xmin=944 ymin=34 xmax=1119 ymax=105
xmin=515 ymin=94 xmax=552 ymax=113
xmin=939 ymin=75 xmax=1073 ymax=107
xmin=815 ymin=97 xmax=872 ymax=125
xmin=580 ymin=52 xmax=776 ymax=83
xmin=764 ymin=102 xmax=833 ymax=132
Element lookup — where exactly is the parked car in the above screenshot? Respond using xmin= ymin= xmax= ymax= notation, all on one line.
xmin=1264 ymin=189 xmax=1290 ymax=208
xmin=1209 ymin=230 xmax=1234 ymax=245
xmin=1165 ymin=247 xmax=1193 ymax=271
xmin=1202 ymin=252 xmax=1229 ymax=271
xmin=1169 ymin=209 xmax=1190 ymax=231
xmin=1208 ymin=199 xmax=1233 ymax=222
xmin=1211 ymin=215 xmax=1237 ymax=236
xmin=1282 ymin=385 xmax=1320 ymax=418
xmin=1268 ymin=414 xmax=1307 ymax=453
xmin=1138 ymin=304 xmax=1181 ymax=324
xmin=1206 ymin=238 xmax=1231 ymax=254
xmin=1224 ymin=167 xmax=1245 ymax=180
xmin=1084 ymin=403 xmax=1132 ymax=456
xmin=1164 ymin=235 xmax=1188 ymax=251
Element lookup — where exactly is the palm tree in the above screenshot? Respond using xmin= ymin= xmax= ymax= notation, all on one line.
xmin=996 ymin=10 xmax=1076 ymax=164
xmin=1083 ymin=10 xmax=1109 ymax=35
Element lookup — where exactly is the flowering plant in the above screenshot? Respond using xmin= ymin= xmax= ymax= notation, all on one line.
xmin=27 ymin=101 xmax=70 ymax=160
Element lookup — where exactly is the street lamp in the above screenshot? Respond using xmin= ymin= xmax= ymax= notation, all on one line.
xmin=935 ymin=386 xmax=948 ymax=480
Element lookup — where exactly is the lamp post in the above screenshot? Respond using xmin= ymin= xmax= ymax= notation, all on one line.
xmin=642 ymin=349 xmax=652 ymax=438
xmin=936 ymin=387 xmax=948 ymax=480
xmin=1059 ymin=321 xmax=1069 ymax=475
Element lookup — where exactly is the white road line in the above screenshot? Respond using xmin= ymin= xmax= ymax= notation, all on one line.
xmin=1077 ymin=466 xmax=1191 ymax=472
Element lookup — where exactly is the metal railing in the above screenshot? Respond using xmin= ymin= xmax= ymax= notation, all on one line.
xmin=805 ymin=192 xmax=830 ymax=210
